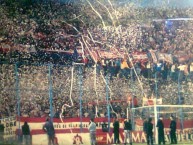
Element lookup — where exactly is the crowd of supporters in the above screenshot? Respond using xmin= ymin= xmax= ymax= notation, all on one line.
xmin=0 ymin=1 xmax=193 ymax=119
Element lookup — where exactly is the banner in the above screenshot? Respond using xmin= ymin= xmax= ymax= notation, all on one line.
xmin=13 ymin=44 xmax=37 ymax=53
xmin=0 ymin=116 xmax=17 ymax=140
xmin=16 ymin=117 xmax=193 ymax=145
xmin=143 ymin=97 xmax=162 ymax=106
xmin=156 ymin=52 xmax=173 ymax=64
xmin=174 ymin=54 xmax=192 ymax=63
xmin=97 ymin=49 xmax=123 ymax=59
xmin=131 ymin=51 xmax=148 ymax=63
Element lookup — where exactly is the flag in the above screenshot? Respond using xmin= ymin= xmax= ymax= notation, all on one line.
xmin=149 ymin=50 xmax=158 ymax=63
xmin=174 ymin=54 xmax=191 ymax=63
xmin=147 ymin=98 xmax=163 ymax=106
xmin=156 ymin=52 xmax=173 ymax=64
xmin=142 ymin=97 xmax=148 ymax=106
xmin=97 ymin=49 xmax=123 ymax=60
xmin=131 ymin=50 xmax=148 ymax=63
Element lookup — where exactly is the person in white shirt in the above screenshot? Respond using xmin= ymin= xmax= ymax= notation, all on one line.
xmin=88 ymin=118 xmax=96 ymax=145
xmin=189 ymin=62 xmax=193 ymax=81
xmin=170 ymin=63 xmax=176 ymax=80
xmin=178 ymin=63 xmax=186 ymax=72
xmin=177 ymin=63 xmax=186 ymax=82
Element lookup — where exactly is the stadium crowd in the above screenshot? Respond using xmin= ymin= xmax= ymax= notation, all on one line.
xmin=0 ymin=0 xmax=193 ymax=119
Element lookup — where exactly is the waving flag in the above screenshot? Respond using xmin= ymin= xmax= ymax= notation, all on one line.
xmin=149 ymin=50 xmax=158 ymax=63
xmin=131 ymin=50 xmax=148 ymax=63
xmin=156 ymin=52 xmax=173 ymax=64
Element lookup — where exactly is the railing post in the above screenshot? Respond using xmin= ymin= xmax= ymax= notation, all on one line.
xmin=78 ymin=65 xmax=83 ymax=132
xmin=105 ymin=74 xmax=110 ymax=132
xmin=48 ymin=64 xmax=53 ymax=121
xmin=15 ymin=62 xmax=21 ymax=143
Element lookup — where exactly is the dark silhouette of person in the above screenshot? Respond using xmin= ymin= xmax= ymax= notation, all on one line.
xmin=0 ymin=123 xmax=5 ymax=141
xmin=156 ymin=117 xmax=165 ymax=145
xmin=113 ymin=117 xmax=120 ymax=144
xmin=170 ymin=116 xmax=177 ymax=144
xmin=123 ymin=118 xmax=132 ymax=145
xmin=22 ymin=121 xmax=31 ymax=145
xmin=43 ymin=117 xmax=55 ymax=145
xmin=143 ymin=118 xmax=148 ymax=132
xmin=143 ymin=118 xmax=148 ymax=140
xmin=102 ymin=121 xmax=108 ymax=132
xmin=147 ymin=117 xmax=154 ymax=145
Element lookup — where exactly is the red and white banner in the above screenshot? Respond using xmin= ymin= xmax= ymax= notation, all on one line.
xmin=131 ymin=51 xmax=148 ymax=63
xmin=174 ymin=53 xmax=192 ymax=63
xmin=156 ymin=52 xmax=173 ymax=64
xmin=97 ymin=49 xmax=123 ymax=59
xmin=143 ymin=98 xmax=163 ymax=106
xmin=0 ymin=43 xmax=12 ymax=53
xmin=1 ymin=117 xmax=193 ymax=144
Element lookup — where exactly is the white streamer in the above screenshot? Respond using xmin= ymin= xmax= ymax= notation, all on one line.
xmin=69 ymin=66 xmax=74 ymax=106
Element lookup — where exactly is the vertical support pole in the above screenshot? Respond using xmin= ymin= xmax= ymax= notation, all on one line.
xmin=154 ymin=104 xmax=158 ymax=145
xmin=78 ymin=65 xmax=83 ymax=132
xmin=155 ymin=71 xmax=159 ymax=117
xmin=130 ymin=68 xmax=135 ymax=130
xmin=94 ymin=64 xmax=98 ymax=118
xmin=178 ymin=71 xmax=181 ymax=105
xmin=155 ymin=71 xmax=158 ymax=101
xmin=15 ymin=62 xmax=21 ymax=142
xmin=126 ymin=107 xmax=129 ymax=120
xmin=48 ymin=64 xmax=53 ymax=121
xmin=178 ymin=71 xmax=184 ymax=130
xmin=154 ymin=71 xmax=158 ymax=144
xmin=105 ymin=74 xmax=110 ymax=132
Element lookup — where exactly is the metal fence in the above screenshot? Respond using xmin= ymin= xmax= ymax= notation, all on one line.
xmin=1 ymin=62 xmax=193 ymax=144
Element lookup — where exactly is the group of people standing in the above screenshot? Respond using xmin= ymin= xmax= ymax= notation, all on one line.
xmin=157 ymin=116 xmax=177 ymax=145
xmin=113 ymin=117 xmax=133 ymax=145
xmin=42 ymin=115 xmax=177 ymax=145
xmin=88 ymin=117 xmax=133 ymax=145
xmin=143 ymin=116 xmax=177 ymax=145
xmin=19 ymin=115 xmax=177 ymax=145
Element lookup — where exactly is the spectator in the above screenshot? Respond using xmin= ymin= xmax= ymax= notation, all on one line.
xmin=189 ymin=62 xmax=193 ymax=81
xmin=22 ymin=121 xmax=31 ymax=145
xmin=101 ymin=121 xmax=108 ymax=132
xmin=156 ymin=116 xmax=165 ymax=145
xmin=43 ymin=117 xmax=55 ymax=145
xmin=0 ymin=123 xmax=4 ymax=141
xmin=130 ymin=96 xmax=139 ymax=108
xmin=88 ymin=118 xmax=96 ymax=145
xmin=123 ymin=118 xmax=132 ymax=145
xmin=143 ymin=118 xmax=148 ymax=141
xmin=113 ymin=117 xmax=120 ymax=144
xmin=169 ymin=116 xmax=177 ymax=144
xmin=120 ymin=59 xmax=129 ymax=79
xmin=146 ymin=117 xmax=154 ymax=145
